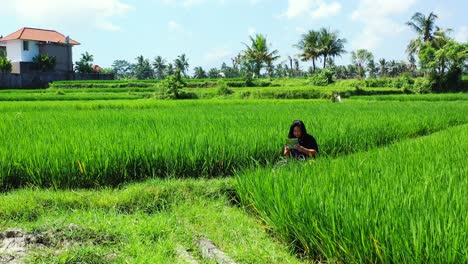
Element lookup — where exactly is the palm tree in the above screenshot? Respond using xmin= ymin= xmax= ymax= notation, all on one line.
xmin=317 ymin=28 xmax=347 ymax=69
xmin=351 ymin=49 xmax=374 ymax=79
xmin=152 ymin=56 xmax=167 ymax=79
xmin=405 ymin=12 xmax=450 ymax=57
xmin=193 ymin=66 xmax=207 ymax=79
xmin=174 ymin=54 xmax=189 ymax=77
xmin=165 ymin=63 xmax=175 ymax=76
xmin=295 ymin=30 xmax=320 ymax=72
xmin=406 ymin=12 xmax=439 ymax=43
xmin=379 ymin=58 xmax=388 ymax=78
xmin=242 ymin=34 xmax=280 ymax=77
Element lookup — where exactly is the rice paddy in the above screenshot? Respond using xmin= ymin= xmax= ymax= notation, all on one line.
xmin=0 ymin=85 xmax=466 ymax=263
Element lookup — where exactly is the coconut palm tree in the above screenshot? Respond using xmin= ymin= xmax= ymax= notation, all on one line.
xmin=379 ymin=58 xmax=388 ymax=78
xmin=174 ymin=54 xmax=189 ymax=77
xmin=242 ymin=34 xmax=280 ymax=77
xmin=406 ymin=12 xmax=439 ymax=43
xmin=152 ymin=56 xmax=167 ymax=79
xmin=193 ymin=66 xmax=207 ymax=79
xmin=317 ymin=28 xmax=347 ymax=69
xmin=295 ymin=30 xmax=320 ymax=72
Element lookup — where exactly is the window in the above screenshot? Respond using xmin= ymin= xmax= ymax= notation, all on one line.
xmin=23 ymin=41 xmax=29 ymax=51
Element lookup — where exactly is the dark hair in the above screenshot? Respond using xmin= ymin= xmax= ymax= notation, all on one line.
xmin=288 ymin=120 xmax=307 ymax=139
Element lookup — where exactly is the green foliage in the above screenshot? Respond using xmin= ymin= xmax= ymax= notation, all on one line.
xmin=236 ymin=125 xmax=467 ymax=263
xmin=0 ymin=56 xmax=12 ymax=73
xmin=0 ymin=100 xmax=467 ymax=190
xmin=32 ymin=54 xmax=57 ymax=72
xmin=134 ymin=55 xmax=154 ymax=80
xmin=418 ymin=40 xmax=467 ymax=92
xmin=242 ymin=34 xmax=280 ymax=76
xmin=217 ymin=81 xmax=234 ymax=96
xmin=75 ymin=52 xmax=94 ymax=74
xmin=160 ymin=70 xmax=186 ymax=99
xmin=351 ymin=49 xmax=374 ymax=78
xmin=412 ymin=77 xmax=433 ymax=93
xmin=310 ymin=69 xmax=334 ymax=86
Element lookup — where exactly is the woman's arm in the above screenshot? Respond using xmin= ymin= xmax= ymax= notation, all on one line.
xmin=295 ymin=145 xmax=317 ymax=157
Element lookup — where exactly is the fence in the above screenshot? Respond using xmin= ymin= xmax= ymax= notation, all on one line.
xmin=0 ymin=72 xmax=114 ymax=89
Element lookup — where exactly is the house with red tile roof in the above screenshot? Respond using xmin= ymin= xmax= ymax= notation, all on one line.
xmin=0 ymin=27 xmax=80 ymax=74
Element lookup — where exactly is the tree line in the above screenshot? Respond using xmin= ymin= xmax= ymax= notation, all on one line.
xmin=72 ymin=11 xmax=467 ymax=92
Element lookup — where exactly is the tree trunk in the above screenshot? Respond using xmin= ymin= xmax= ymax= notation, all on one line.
xmin=323 ymin=55 xmax=327 ymax=69
xmin=312 ymin=59 xmax=316 ymax=72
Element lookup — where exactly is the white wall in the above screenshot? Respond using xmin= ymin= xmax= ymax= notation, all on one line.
xmin=5 ymin=40 xmax=22 ymax=62
xmin=3 ymin=40 xmax=39 ymax=62
xmin=21 ymin=40 xmax=39 ymax=62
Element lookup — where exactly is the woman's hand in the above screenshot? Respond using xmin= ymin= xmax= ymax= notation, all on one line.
xmin=283 ymin=145 xmax=291 ymax=156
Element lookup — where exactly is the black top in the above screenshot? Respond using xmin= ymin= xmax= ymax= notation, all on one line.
xmin=299 ymin=134 xmax=319 ymax=153
xmin=288 ymin=120 xmax=319 ymax=159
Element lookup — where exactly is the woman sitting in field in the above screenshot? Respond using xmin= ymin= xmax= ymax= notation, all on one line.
xmin=283 ymin=120 xmax=319 ymax=160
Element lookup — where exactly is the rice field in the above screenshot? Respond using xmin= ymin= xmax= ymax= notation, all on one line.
xmin=236 ymin=124 xmax=467 ymax=263
xmin=1 ymin=84 xmax=467 ymax=263
xmin=1 ymin=99 xmax=467 ymax=190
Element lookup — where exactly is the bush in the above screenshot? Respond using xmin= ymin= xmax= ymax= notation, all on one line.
xmin=217 ymin=82 xmax=234 ymax=96
xmin=0 ymin=57 xmax=12 ymax=74
xmin=413 ymin=78 xmax=432 ymax=94
xmin=310 ymin=69 xmax=334 ymax=86
xmin=160 ymin=70 xmax=186 ymax=99
xmin=33 ymin=54 xmax=56 ymax=72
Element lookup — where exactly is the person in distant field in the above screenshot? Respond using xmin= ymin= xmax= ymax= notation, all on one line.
xmin=283 ymin=120 xmax=319 ymax=160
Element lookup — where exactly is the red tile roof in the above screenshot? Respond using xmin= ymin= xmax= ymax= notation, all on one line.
xmin=0 ymin=27 xmax=80 ymax=45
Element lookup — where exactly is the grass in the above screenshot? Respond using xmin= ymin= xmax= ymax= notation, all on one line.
xmin=1 ymin=85 xmax=466 ymax=263
xmin=0 ymin=178 xmax=303 ymax=263
xmin=352 ymin=92 xmax=468 ymax=101
xmin=236 ymin=124 xmax=468 ymax=263
xmin=1 ymin=100 xmax=467 ymax=190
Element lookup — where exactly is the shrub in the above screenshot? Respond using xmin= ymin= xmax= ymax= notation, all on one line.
xmin=160 ymin=70 xmax=186 ymax=99
xmin=0 ymin=57 xmax=12 ymax=74
xmin=217 ymin=82 xmax=234 ymax=96
xmin=33 ymin=54 xmax=57 ymax=72
xmin=413 ymin=78 xmax=432 ymax=94
xmin=310 ymin=69 xmax=334 ymax=86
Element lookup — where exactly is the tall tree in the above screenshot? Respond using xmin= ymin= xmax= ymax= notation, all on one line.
xmin=134 ymin=55 xmax=153 ymax=80
xmin=242 ymin=34 xmax=280 ymax=77
xmin=165 ymin=63 xmax=175 ymax=76
xmin=406 ymin=12 xmax=439 ymax=43
xmin=174 ymin=54 xmax=189 ymax=77
xmin=75 ymin=52 xmax=94 ymax=73
xmin=193 ymin=66 xmax=207 ymax=79
xmin=296 ymin=30 xmax=321 ymax=72
xmin=317 ymin=28 xmax=347 ymax=69
xmin=378 ymin=58 xmax=388 ymax=78
xmin=351 ymin=49 xmax=374 ymax=78
xmin=152 ymin=56 xmax=167 ymax=79
xmin=208 ymin=68 xmax=220 ymax=79
xmin=112 ymin=60 xmax=134 ymax=79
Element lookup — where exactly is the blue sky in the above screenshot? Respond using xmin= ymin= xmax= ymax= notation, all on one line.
xmin=1 ymin=0 xmax=467 ymax=72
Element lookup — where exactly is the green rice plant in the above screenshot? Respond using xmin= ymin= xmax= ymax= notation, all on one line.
xmin=0 ymin=100 xmax=467 ymax=190
xmin=236 ymin=125 xmax=468 ymax=263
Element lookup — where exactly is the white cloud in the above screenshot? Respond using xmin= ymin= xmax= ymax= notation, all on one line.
xmin=311 ymin=1 xmax=341 ymax=18
xmin=204 ymin=48 xmax=233 ymax=63
xmin=283 ymin=0 xmax=342 ymax=19
xmin=160 ymin=0 xmax=228 ymax=8
xmin=455 ymin=26 xmax=468 ymax=43
xmin=168 ymin=20 xmax=184 ymax=32
xmin=351 ymin=0 xmax=417 ymax=50
xmin=3 ymin=0 xmax=132 ymax=31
